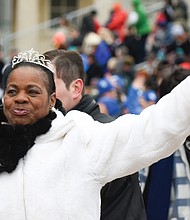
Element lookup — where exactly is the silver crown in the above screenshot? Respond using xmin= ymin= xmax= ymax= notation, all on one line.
xmin=12 ymin=48 xmax=53 ymax=72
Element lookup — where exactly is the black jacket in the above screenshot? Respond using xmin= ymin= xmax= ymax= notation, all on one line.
xmin=70 ymin=94 xmax=147 ymax=220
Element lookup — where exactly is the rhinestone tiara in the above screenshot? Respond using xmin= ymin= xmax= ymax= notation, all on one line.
xmin=12 ymin=48 xmax=53 ymax=72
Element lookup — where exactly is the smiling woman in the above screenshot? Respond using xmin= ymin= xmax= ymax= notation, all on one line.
xmin=1 ymin=48 xmax=190 ymax=220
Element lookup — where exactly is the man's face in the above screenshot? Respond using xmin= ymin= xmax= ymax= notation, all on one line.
xmin=54 ymin=73 xmax=74 ymax=112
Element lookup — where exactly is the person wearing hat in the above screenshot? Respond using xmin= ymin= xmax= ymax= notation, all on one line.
xmin=96 ymin=77 xmax=124 ymax=118
xmin=166 ymin=23 xmax=190 ymax=63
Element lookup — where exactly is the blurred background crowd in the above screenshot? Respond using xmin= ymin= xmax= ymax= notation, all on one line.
xmin=50 ymin=0 xmax=190 ymax=118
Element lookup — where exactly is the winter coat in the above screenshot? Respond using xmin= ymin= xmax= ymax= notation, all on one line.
xmin=1 ymin=76 xmax=190 ymax=219
xmin=71 ymin=94 xmax=147 ymax=219
xmin=132 ymin=0 xmax=151 ymax=36
xmin=106 ymin=5 xmax=128 ymax=42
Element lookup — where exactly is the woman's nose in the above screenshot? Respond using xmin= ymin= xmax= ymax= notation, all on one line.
xmin=14 ymin=91 xmax=28 ymax=103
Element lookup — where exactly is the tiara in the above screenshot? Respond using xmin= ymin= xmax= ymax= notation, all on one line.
xmin=12 ymin=48 xmax=53 ymax=72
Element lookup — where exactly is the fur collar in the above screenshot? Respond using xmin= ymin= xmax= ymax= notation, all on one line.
xmin=0 ymin=107 xmax=56 ymax=173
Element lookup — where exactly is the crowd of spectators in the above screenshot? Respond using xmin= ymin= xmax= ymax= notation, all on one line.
xmin=48 ymin=0 xmax=190 ymax=118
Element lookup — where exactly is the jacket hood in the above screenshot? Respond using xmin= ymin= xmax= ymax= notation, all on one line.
xmin=112 ymin=2 xmax=122 ymax=12
xmin=132 ymin=0 xmax=140 ymax=7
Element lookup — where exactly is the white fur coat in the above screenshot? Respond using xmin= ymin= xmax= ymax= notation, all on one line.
xmin=1 ymin=76 xmax=190 ymax=219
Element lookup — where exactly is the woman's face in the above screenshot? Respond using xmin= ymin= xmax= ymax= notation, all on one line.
xmin=3 ymin=66 xmax=56 ymax=125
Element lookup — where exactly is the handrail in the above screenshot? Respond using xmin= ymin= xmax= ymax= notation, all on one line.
xmin=66 ymin=4 xmax=96 ymax=20
xmin=146 ymin=2 xmax=164 ymax=14
xmin=8 ymin=18 xmax=60 ymax=40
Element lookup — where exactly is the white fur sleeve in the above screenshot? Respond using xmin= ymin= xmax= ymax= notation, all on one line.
xmin=84 ymin=76 xmax=190 ymax=184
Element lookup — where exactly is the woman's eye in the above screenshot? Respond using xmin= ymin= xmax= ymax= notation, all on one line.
xmin=28 ymin=90 xmax=40 ymax=95
xmin=6 ymin=89 xmax=16 ymax=95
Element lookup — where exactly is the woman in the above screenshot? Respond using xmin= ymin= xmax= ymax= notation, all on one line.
xmin=1 ymin=48 xmax=190 ymax=220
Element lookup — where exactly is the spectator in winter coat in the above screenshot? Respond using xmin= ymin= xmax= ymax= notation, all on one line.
xmin=80 ymin=9 xmax=101 ymax=41
xmin=106 ymin=3 xmax=128 ymax=43
xmin=131 ymin=0 xmax=152 ymax=63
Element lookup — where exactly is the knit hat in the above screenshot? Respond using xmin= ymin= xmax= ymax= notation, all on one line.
xmin=97 ymin=78 xmax=114 ymax=95
xmin=132 ymin=0 xmax=140 ymax=7
xmin=171 ymin=24 xmax=184 ymax=37
xmin=112 ymin=2 xmax=122 ymax=12
xmin=52 ymin=32 xmax=66 ymax=49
